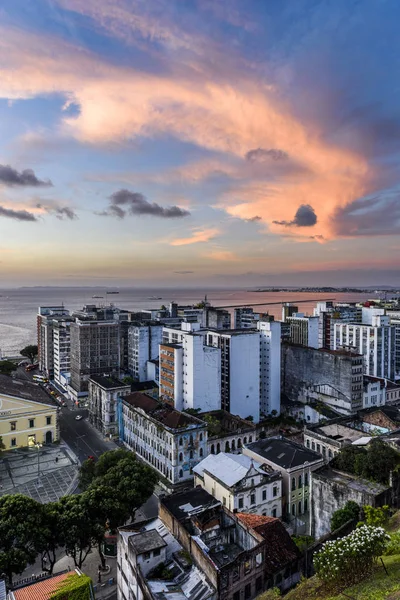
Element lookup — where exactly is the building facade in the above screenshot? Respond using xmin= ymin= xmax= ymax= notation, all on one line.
xmin=333 ymin=316 xmax=396 ymax=380
xmin=194 ymin=452 xmax=283 ymax=517
xmin=0 ymin=375 xmax=59 ymax=448
xmin=88 ymin=375 xmax=131 ymax=436
xmin=258 ymin=319 xmax=281 ymax=417
xmin=244 ymin=437 xmax=324 ymax=533
xmin=53 ymin=317 xmax=73 ymax=389
xmin=127 ymin=324 xmax=162 ymax=381
xmin=233 ymin=308 xmax=260 ymax=329
xmin=37 ymin=306 xmax=70 ymax=379
xmin=285 ymin=314 xmax=319 ymax=349
xmin=282 ymin=344 xmax=364 ymax=415
xmin=121 ymin=391 xmax=208 ymax=487
xmin=69 ymin=317 xmax=120 ymax=400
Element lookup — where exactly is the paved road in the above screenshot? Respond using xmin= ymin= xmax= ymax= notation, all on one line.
xmin=58 ymin=409 xmax=117 ymax=464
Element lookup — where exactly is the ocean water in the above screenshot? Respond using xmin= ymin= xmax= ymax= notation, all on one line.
xmin=0 ymin=287 xmax=375 ymax=356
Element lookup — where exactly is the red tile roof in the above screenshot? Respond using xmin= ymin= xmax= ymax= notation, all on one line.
xmin=237 ymin=513 xmax=301 ymax=575
xmin=13 ymin=572 xmax=73 ymax=600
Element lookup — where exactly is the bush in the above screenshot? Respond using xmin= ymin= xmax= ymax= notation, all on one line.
xmin=363 ymin=505 xmax=390 ymax=527
xmin=331 ymin=439 xmax=400 ymax=485
xmin=331 ymin=500 xmax=360 ymax=531
xmin=385 ymin=531 xmax=400 ymax=556
xmin=314 ymin=525 xmax=390 ymax=586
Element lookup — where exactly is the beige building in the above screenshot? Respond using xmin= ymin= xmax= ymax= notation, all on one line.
xmin=0 ymin=375 xmax=59 ymax=449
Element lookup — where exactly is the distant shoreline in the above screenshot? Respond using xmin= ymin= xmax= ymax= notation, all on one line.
xmin=248 ymin=287 xmax=400 ymax=294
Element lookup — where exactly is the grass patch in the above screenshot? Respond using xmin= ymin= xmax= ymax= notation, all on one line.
xmin=284 ymin=554 xmax=400 ymax=600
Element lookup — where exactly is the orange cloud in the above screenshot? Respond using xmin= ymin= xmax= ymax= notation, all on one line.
xmin=170 ymin=228 xmax=219 ymax=246
xmin=0 ymin=24 xmax=372 ymax=241
xmin=204 ymin=250 xmax=239 ymax=261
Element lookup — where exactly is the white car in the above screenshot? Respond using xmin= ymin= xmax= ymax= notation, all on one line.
xmin=75 ymin=415 xmax=83 ymax=421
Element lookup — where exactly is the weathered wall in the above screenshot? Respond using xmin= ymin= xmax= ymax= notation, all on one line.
xmin=311 ymin=469 xmax=391 ymax=539
xmin=282 ymin=344 xmax=360 ymax=413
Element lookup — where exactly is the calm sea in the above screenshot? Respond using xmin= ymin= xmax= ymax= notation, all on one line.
xmin=0 ymin=287 xmax=376 ymax=356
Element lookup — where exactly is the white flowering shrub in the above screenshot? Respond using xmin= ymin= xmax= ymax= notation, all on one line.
xmin=314 ymin=525 xmax=390 ymax=585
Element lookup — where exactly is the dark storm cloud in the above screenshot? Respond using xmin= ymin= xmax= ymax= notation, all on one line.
xmin=100 ymin=189 xmax=190 ymax=219
xmin=0 ymin=206 xmax=37 ymax=221
xmin=332 ymin=194 xmax=400 ymax=236
xmin=273 ymin=204 xmax=317 ymax=227
xmin=245 ymin=148 xmax=289 ymax=163
xmin=0 ymin=164 xmax=52 ymax=187
xmin=36 ymin=203 xmax=78 ymax=220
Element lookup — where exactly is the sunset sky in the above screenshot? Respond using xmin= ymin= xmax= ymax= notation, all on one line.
xmin=1 ymin=0 xmax=400 ymax=287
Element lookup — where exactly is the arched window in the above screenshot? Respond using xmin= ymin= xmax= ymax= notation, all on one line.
xmin=179 ymin=437 xmax=183 ymax=446
xmin=249 ymin=436 xmax=253 ymax=443
xmin=179 ymin=452 xmax=183 ymax=462
xmin=199 ymin=433 xmax=203 ymax=441
xmin=199 ymin=448 xmax=203 ymax=457
xmin=306 ymin=439 xmax=310 ymax=448
xmin=211 ymin=444 xmax=215 ymax=454
xmin=190 ymin=450 xmax=194 ymax=459
xmin=225 ymin=441 xmax=230 ymax=453
xmin=179 ymin=469 xmax=183 ymax=478
xmin=291 ymin=477 xmax=296 ymax=491
xmin=231 ymin=440 xmax=236 ymax=451
xmin=305 ymin=472 xmax=309 ymax=487
xmin=238 ymin=438 xmax=242 ymax=448
xmin=217 ymin=443 xmax=220 ymax=453
xmin=298 ymin=475 xmax=302 ymax=488
xmin=190 ymin=435 xmax=193 ymax=446
xmin=244 ymin=437 xmax=247 ymax=444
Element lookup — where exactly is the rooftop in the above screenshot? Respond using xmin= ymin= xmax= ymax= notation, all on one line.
xmin=89 ymin=374 xmax=129 ymax=389
xmin=314 ymin=466 xmax=390 ymax=495
xmin=0 ymin=375 xmax=55 ymax=407
xmin=161 ymin=487 xmax=220 ymax=522
xmin=130 ymin=380 xmax=158 ymax=392
xmin=123 ymin=392 xmax=205 ymax=430
xmin=237 ymin=514 xmax=300 ymax=575
xmin=193 ymin=452 xmax=278 ymax=487
xmin=245 ymin=437 xmax=323 ymax=469
xmin=129 ymin=529 xmax=167 ymax=554
xmin=12 ymin=571 xmax=79 ymax=600
xmin=309 ymin=423 xmax=367 ymax=444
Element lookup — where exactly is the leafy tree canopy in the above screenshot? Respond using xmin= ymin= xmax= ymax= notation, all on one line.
xmin=0 ymin=360 xmax=15 ymax=376
xmin=20 ymin=345 xmax=38 ymax=363
xmin=0 ymin=494 xmax=44 ymax=583
xmin=331 ymin=438 xmax=400 ymax=485
xmin=331 ymin=500 xmax=360 ymax=532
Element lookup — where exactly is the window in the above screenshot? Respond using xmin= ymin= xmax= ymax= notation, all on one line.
xmin=244 ymin=560 xmax=251 ymax=574
xmin=298 ymin=475 xmax=302 ymax=488
xmin=233 ymin=592 xmax=240 ymax=600
xmin=143 ymin=552 xmax=151 ymax=560
xmin=273 ymin=486 xmax=278 ymax=497
xmin=211 ymin=444 xmax=215 ymax=454
xmin=10 ymin=421 xmax=16 ymax=431
xmin=46 ymin=416 xmax=52 ymax=425
xmin=292 ymin=503 xmax=296 ymax=516
xmin=179 ymin=469 xmax=183 ymax=478
xmin=232 ymin=568 xmax=240 ymax=582
xmin=304 ymin=498 xmax=308 ymax=513
xmin=29 ymin=419 xmax=35 ymax=428
xmin=11 ymin=438 xmax=16 ymax=447
xmin=291 ymin=477 xmax=296 ymax=491
xmin=298 ymin=501 xmax=302 ymax=515
xmin=189 ymin=450 xmax=194 ymax=459
xmin=256 ymin=576 xmax=263 ymax=591
xmin=245 ymin=583 xmax=251 ymax=599
xmin=272 ymin=508 xmax=277 ymax=518
xmin=262 ymin=490 xmax=267 ymax=501
xmin=199 ymin=448 xmax=203 ymax=457
xmin=199 ymin=433 xmax=203 ymax=441
xmin=306 ymin=439 xmax=310 ymax=448
xmin=304 ymin=472 xmax=309 ymax=487
xmin=311 ymin=441 xmax=315 ymax=450
xmin=153 ymin=548 xmax=161 ymax=557
xmin=179 ymin=452 xmax=183 ymax=462
xmin=238 ymin=497 xmax=244 ymax=509
xmin=223 ymin=497 xmax=226 ymax=506
xmin=317 ymin=443 xmax=321 ymax=453
xmin=179 ymin=437 xmax=183 ymax=446
xmin=250 ymin=494 xmax=256 ymax=505
xmin=256 ymin=553 xmax=262 ymax=566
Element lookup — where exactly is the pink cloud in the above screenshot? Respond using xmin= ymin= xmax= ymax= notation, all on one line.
xmin=203 ymin=250 xmax=239 ymax=261
xmin=0 ymin=24 xmax=373 ymax=241
xmin=170 ymin=228 xmax=219 ymax=246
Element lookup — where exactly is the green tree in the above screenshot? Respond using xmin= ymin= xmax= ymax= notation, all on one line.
xmin=78 ymin=456 xmax=96 ymax=491
xmin=82 ymin=484 xmax=127 ymax=569
xmin=39 ymin=502 xmax=64 ymax=574
xmin=331 ymin=439 xmax=400 ymax=485
xmin=0 ymin=494 xmax=44 ymax=584
xmin=363 ymin=505 xmax=390 ymax=527
xmin=59 ymin=495 xmax=103 ymax=569
xmin=331 ymin=500 xmax=360 ymax=531
xmin=203 ymin=414 xmax=221 ymax=437
xmin=0 ymin=360 xmax=15 ymax=376
xmin=20 ymin=345 xmax=38 ymax=364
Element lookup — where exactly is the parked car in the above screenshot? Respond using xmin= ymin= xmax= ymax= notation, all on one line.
xmin=75 ymin=415 xmax=83 ymax=421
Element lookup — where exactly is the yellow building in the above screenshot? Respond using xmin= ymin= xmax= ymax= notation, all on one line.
xmin=0 ymin=374 xmax=59 ymax=449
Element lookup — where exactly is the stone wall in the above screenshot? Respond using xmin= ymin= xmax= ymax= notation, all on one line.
xmin=361 ymin=409 xmax=398 ymax=431
xmin=311 ymin=467 xmax=391 ymax=539
xmin=282 ymin=344 xmax=360 ymax=414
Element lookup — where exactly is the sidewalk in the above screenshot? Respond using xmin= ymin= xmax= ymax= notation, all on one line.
xmin=52 ymin=550 xmax=117 ymax=599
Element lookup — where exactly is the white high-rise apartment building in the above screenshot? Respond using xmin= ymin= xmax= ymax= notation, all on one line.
xmin=206 ymin=329 xmax=261 ymax=422
xmin=127 ymin=323 xmax=162 ymax=381
xmin=258 ymin=319 xmax=281 ymax=416
xmin=333 ymin=315 xmax=396 ymax=380
xmin=53 ymin=318 xmax=73 ymax=388
xmin=37 ymin=306 xmax=70 ymax=378
xmin=285 ymin=314 xmax=319 ymax=349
